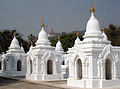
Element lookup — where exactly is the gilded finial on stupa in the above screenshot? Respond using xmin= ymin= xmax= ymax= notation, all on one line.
xmin=50 ymin=27 xmax=54 ymax=33
xmin=58 ymin=36 xmax=60 ymax=40
xmin=13 ymin=30 xmax=16 ymax=36
xmin=76 ymin=32 xmax=79 ymax=36
xmin=90 ymin=0 xmax=95 ymax=13
xmin=41 ymin=16 xmax=45 ymax=27
xmin=102 ymin=22 xmax=105 ymax=31
xmin=30 ymin=41 xmax=33 ymax=45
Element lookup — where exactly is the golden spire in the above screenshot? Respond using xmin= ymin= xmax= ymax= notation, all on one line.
xmin=30 ymin=41 xmax=33 ymax=45
xmin=90 ymin=0 xmax=95 ymax=13
xmin=76 ymin=32 xmax=79 ymax=36
xmin=102 ymin=22 xmax=105 ymax=31
xmin=41 ymin=16 xmax=45 ymax=27
xmin=58 ymin=36 xmax=60 ymax=40
xmin=13 ymin=30 xmax=16 ymax=36
xmin=50 ymin=28 xmax=54 ymax=33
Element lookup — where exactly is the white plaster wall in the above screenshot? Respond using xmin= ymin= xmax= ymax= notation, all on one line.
xmin=2 ymin=53 xmax=26 ymax=76
xmin=26 ymin=51 xmax=63 ymax=80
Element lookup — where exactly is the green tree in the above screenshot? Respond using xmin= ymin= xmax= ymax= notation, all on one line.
xmin=28 ymin=34 xmax=36 ymax=46
xmin=0 ymin=29 xmax=29 ymax=53
xmin=50 ymin=33 xmax=83 ymax=52
xmin=105 ymin=24 xmax=120 ymax=46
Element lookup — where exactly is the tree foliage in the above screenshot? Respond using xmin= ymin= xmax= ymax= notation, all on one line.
xmin=0 ymin=24 xmax=120 ymax=53
xmin=50 ymin=33 xmax=83 ymax=52
xmin=105 ymin=24 xmax=120 ymax=46
xmin=0 ymin=30 xmax=29 ymax=53
xmin=28 ymin=34 xmax=37 ymax=46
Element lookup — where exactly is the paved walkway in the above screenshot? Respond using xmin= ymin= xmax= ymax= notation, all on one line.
xmin=0 ymin=77 xmax=62 ymax=89
xmin=0 ymin=76 xmax=120 ymax=89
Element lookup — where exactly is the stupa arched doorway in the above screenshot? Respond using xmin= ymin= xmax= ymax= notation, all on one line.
xmin=30 ymin=60 xmax=32 ymax=74
xmin=47 ymin=60 xmax=53 ymax=74
xmin=17 ymin=60 xmax=21 ymax=71
xmin=76 ymin=59 xmax=82 ymax=80
xmin=3 ymin=60 xmax=6 ymax=71
xmin=105 ymin=59 xmax=112 ymax=80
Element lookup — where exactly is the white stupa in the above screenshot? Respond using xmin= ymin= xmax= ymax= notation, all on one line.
xmin=26 ymin=18 xmax=63 ymax=80
xmin=1 ymin=30 xmax=26 ymax=76
xmin=85 ymin=12 xmax=101 ymax=35
xmin=9 ymin=36 xmax=20 ymax=49
xmin=84 ymin=2 xmax=103 ymax=41
xmin=55 ymin=37 xmax=64 ymax=53
xmin=74 ymin=32 xmax=81 ymax=47
xmin=20 ymin=43 xmax=25 ymax=53
xmin=67 ymin=1 xmax=120 ymax=88
xmin=8 ymin=34 xmax=21 ymax=53
xmin=29 ymin=42 xmax=33 ymax=52
xmin=102 ymin=26 xmax=108 ymax=40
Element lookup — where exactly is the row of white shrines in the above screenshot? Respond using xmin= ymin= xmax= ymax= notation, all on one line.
xmin=0 ymin=3 xmax=120 ymax=88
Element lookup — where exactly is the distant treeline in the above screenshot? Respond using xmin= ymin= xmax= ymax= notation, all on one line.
xmin=0 ymin=24 xmax=120 ymax=53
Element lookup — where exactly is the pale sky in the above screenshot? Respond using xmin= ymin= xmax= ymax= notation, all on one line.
xmin=0 ymin=0 xmax=120 ymax=38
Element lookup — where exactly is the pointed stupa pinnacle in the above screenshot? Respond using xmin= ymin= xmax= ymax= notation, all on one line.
xmin=102 ymin=22 xmax=105 ymax=31
xmin=50 ymin=27 xmax=54 ymax=33
xmin=55 ymin=36 xmax=63 ymax=52
xmin=28 ymin=41 xmax=33 ymax=52
xmin=76 ymin=32 xmax=79 ymax=36
xmin=74 ymin=32 xmax=81 ymax=47
xmin=58 ymin=36 xmax=60 ymax=40
xmin=9 ymin=29 xmax=20 ymax=50
xmin=102 ymin=22 xmax=108 ymax=40
xmin=21 ymin=42 xmax=25 ymax=52
xmin=41 ymin=16 xmax=45 ymax=27
xmin=30 ymin=41 xmax=33 ymax=45
xmin=13 ymin=30 xmax=16 ymax=36
xmin=90 ymin=0 xmax=95 ymax=13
